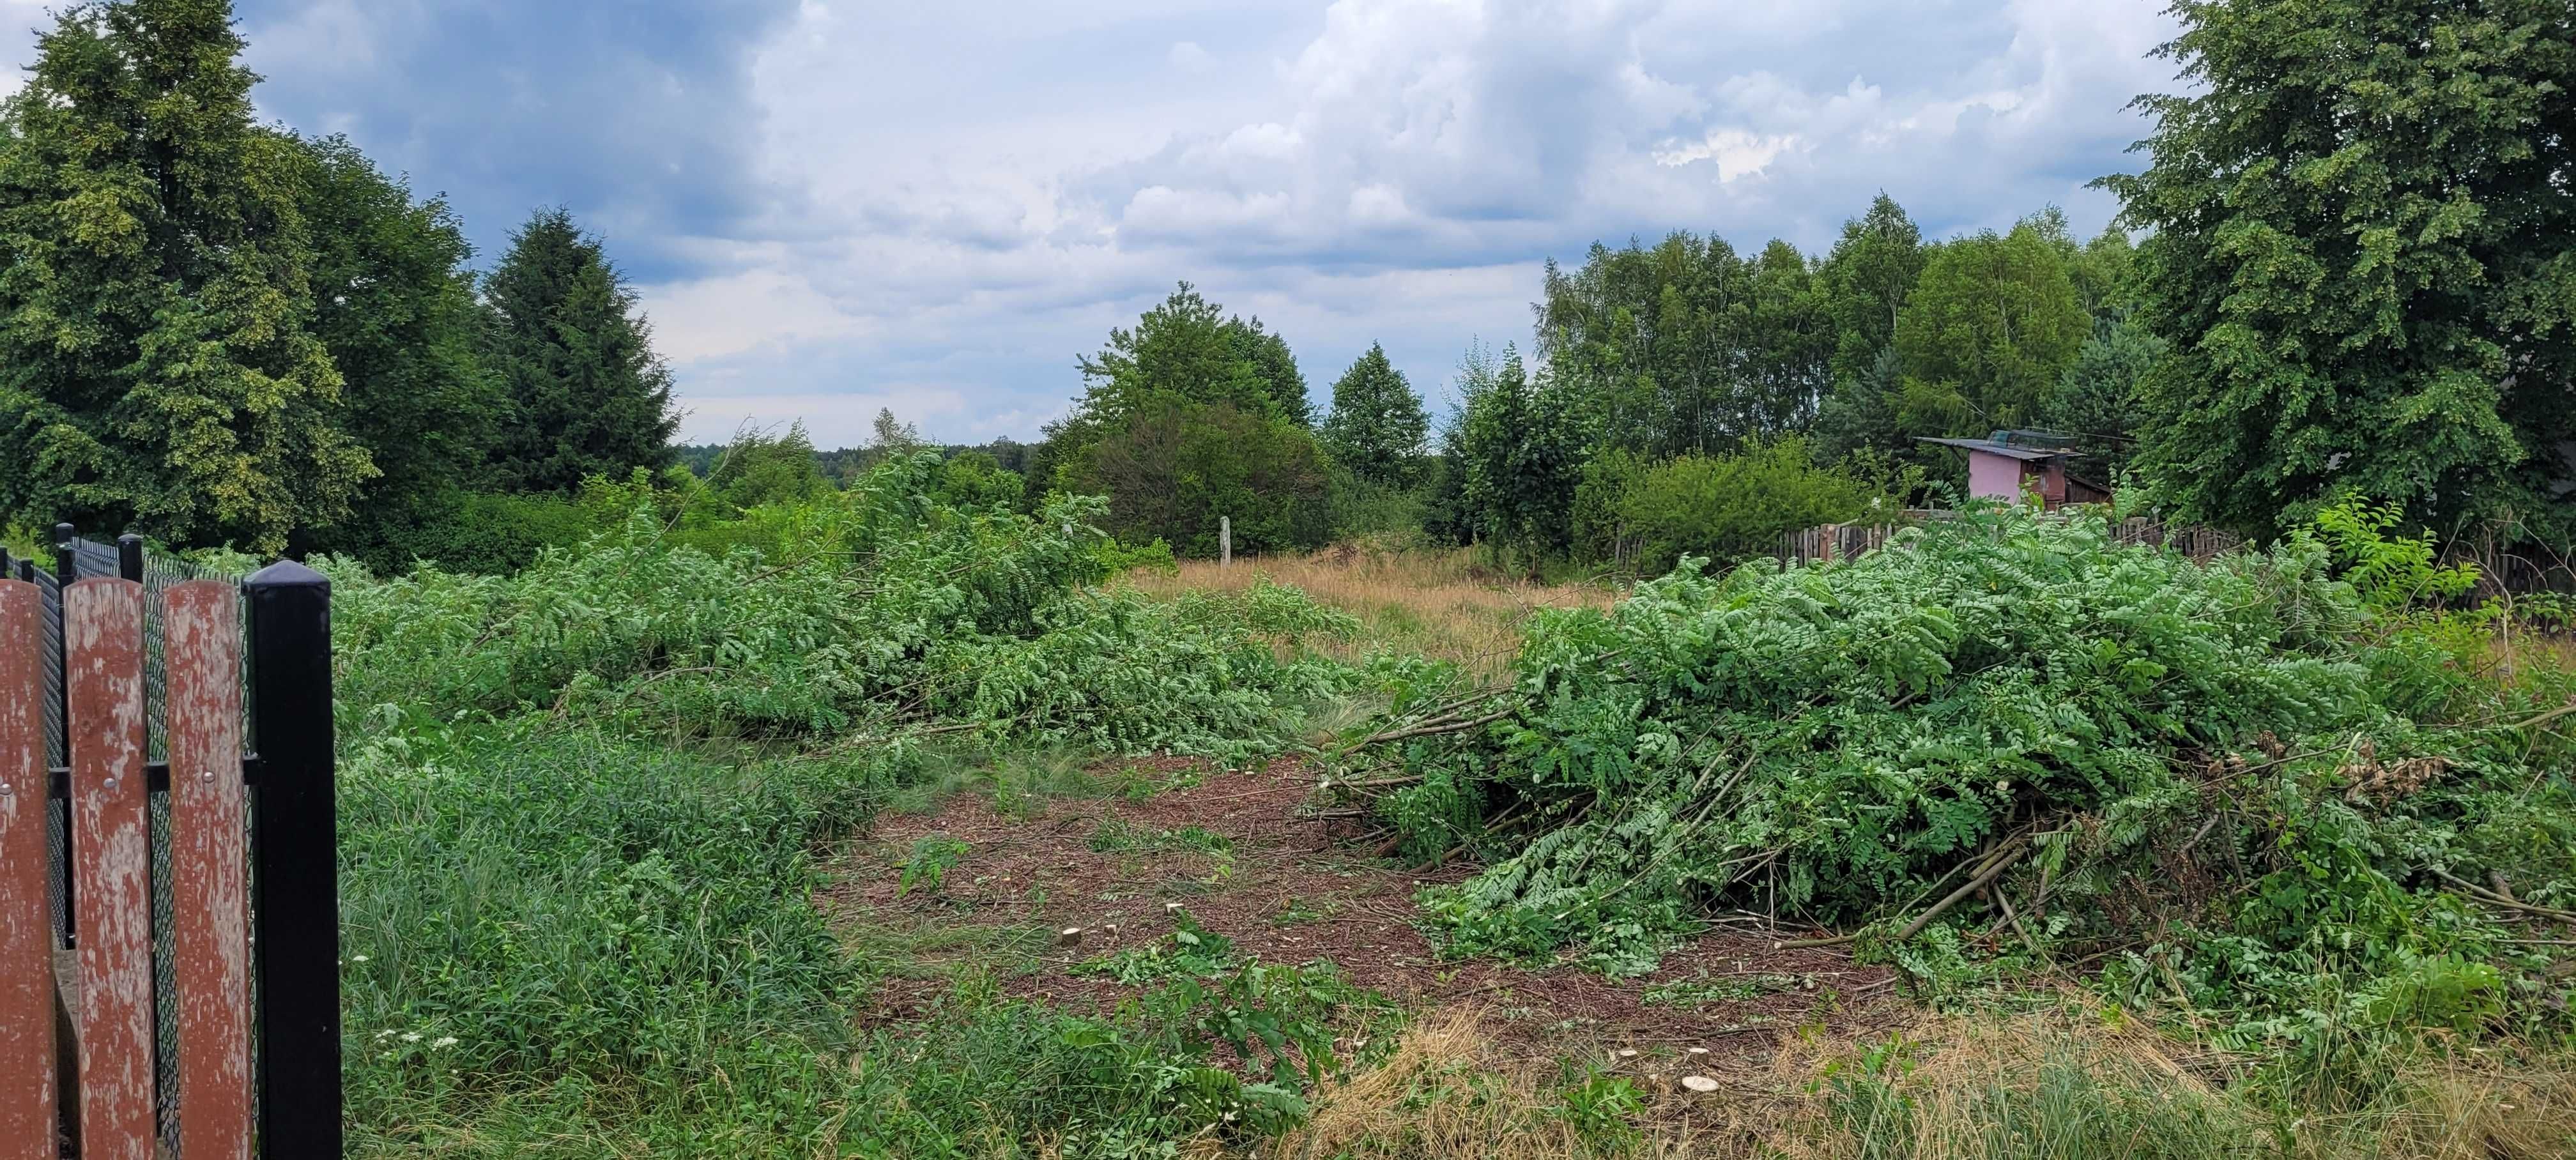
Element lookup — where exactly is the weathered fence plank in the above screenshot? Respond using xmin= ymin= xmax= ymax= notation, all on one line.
xmin=167 ymin=581 xmax=252 ymax=1159
xmin=66 ymin=577 xmax=154 ymax=1160
xmin=0 ymin=581 xmax=57 ymax=1160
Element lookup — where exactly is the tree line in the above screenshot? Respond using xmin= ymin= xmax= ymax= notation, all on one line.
xmin=0 ymin=0 xmax=678 ymax=563
xmin=1018 ymin=0 xmax=2573 ymax=571
xmin=4 ymin=0 xmax=2566 ymax=578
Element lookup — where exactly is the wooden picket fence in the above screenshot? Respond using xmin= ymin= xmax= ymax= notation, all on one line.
xmin=0 ymin=530 xmax=339 ymax=1159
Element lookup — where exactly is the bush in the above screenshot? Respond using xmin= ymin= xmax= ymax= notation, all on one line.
xmin=1328 ymin=465 xmax=1430 ymax=543
xmin=1618 ymin=438 xmax=1891 ymax=572
xmin=1068 ymin=399 xmax=1334 ymax=558
xmin=340 ymin=487 xmax=598 ymax=575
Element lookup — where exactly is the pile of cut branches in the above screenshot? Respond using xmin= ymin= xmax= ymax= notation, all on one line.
xmin=1330 ymin=507 xmax=2575 ymax=1028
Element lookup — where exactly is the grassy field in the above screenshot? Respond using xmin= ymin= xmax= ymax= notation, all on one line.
xmin=1120 ymin=542 xmax=1617 ymax=680
xmin=325 ymin=484 xmax=2576 ymax=1157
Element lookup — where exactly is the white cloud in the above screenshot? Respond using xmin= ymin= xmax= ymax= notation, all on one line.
xmin=0 ymin=0 xmax=2188 ymax=446
xmin=1652 ymin=129 xmax=1802 ymax=182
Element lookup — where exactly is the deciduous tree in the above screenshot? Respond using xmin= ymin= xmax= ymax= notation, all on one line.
xmin=2101 ymin=0 xmax=2575 ymax=537
xmin=0 ymin=0 xmax=376 ymax=551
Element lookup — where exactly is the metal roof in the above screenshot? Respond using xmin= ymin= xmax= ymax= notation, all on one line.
xmin=1913 ymin=435 xmax=2083 ymax=462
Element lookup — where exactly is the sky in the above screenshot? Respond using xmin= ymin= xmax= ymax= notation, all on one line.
xmin=0 ymin=0 xmax=2186 ymax=448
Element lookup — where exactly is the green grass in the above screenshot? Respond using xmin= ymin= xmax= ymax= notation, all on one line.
xmin=339 ymin=725 xmax=1373 ymax=1156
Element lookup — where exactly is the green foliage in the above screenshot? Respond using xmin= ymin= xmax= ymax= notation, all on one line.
xmin=1549 ymin=1067 xmax=1644 ymax=1151
xmin=481 ymin=207 xmax=679 ymax=493
xmin=706 ymin=422 xmax=831 ymax=511
xmin=356 ymin=487 xmax=598 ymax=575
xmin=287 ymin=132 xmax=502 ymax=560
xmin=1615 ymin=438 xmax=1893 ymax=573
xmin=332 ymin=459 xmax=1395 ymax=1152
xmin=1321 ymin=343 xmax=1430 ymax=487
xmin=1890 ymin=214 xmax=2090 ymax=436
xmin=2043 ymin=316 xmax=2165 ymax=480
xmin=1069 ymin=282 xmax=1308 ymax=426
xmin=1067 ymin=400 xmax=1333 ymax=558
xmin=1342 ymin=504 xmax=2573 ymax=1042
xmin=0 ymin=0 xmax=378 ymax=553
xmin=933 ymin=449 xmax=1023 ymax=511
xmin=2101 ymin=0 xmax=2576 ymax=540
xmin=1819 ymin=194 xmax=1931 ymax=390
xmin=1452 ymin=346 xmax=1595 ymax=563
xmin=1041 ymin=284 xmax=1332 ymax=556
xmin=2311 ymin=498 xmax=2482 ymax=614
xmin=1536 ymin=231 xmax=1829 ymax=455
xmin=896 ymin=836 xmax=970 ymax=897
xmin=330 ymin=450 xmax=1362 ymax=759
xmin=1327 ymin=467 xmax=1433 ymax=543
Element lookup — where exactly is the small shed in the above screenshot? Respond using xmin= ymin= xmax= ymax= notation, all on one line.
xmin=1916 ymin=431 xmax=2107 ymax=510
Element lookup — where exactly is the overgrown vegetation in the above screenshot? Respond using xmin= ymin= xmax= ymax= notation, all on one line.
xmin=332 ymin=453 xmax=1381 ymax=1154
xmin=1335 ymin=501 xmax=2576 ymax=1070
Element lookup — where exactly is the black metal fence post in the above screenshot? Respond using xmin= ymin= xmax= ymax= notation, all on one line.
xmin=52 ymin=524 xmax=75 ymax=940
xmin=118 ymin=532 xmax=143 ymax=582
xmin=244 ymin=561 xmax=340 ymax=1159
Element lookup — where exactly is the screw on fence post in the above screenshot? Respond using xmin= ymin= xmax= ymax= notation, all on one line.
xmin=117 ymin=533 xmax=142 ymax=582
xmin=245 ymin=560 xmax=340 ymax=1159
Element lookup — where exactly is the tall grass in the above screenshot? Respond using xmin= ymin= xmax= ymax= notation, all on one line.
xmin=1123 ymin=542 xmax=1616 ymax=680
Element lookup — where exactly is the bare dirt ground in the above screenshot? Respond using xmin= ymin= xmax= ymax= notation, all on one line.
xmin=821 ymin=754 xmax=1905 ymax=1078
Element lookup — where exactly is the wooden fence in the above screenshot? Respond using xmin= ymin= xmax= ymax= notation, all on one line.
xmin=1780 ymin=510 xmax=2246 ymax=567
xmin=0 ymin=528 xmax=339 ymax=1159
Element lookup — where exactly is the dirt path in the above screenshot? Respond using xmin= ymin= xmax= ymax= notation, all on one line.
xmin=822 ymin=756 xmax=1902 ymax=1072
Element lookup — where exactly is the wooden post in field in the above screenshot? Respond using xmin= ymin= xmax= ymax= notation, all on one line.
xmin=1220 ymin=516 xmax=1232 ymax=568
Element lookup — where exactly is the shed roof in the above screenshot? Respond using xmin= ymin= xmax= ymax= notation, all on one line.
xmin=1913 ymin=434 xmax=2084 ymax=462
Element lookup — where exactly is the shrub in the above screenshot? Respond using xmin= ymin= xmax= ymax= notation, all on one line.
xmin=1069 ymin=400 xmax=1334 ymax=558
xmin=1618 ymin=438 xmax=1891 ymax=572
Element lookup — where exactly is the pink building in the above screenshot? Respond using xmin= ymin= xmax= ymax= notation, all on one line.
xmin=1916 ymin=431 xmax=2107 ymax=510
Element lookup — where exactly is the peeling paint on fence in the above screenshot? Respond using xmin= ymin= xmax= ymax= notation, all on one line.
xmin=167 ymin=581 xmax=252 ymax=1159
xmin=68 ymin=577 xmax=154 ymax=1160
xmin=0 ymin=581 xmax=57 ymax=1160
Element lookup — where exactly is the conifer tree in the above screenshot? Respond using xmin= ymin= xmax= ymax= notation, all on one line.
xmin=482 ymin=208 xmax=678 ymax=492
xmin=1321 ymin=343 xmax=1429 ymax=487
xmin=0 ymin=0 xmax=375 ymax=551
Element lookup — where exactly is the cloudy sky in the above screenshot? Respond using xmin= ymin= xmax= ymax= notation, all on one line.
xmin=1 ymin=0 xmax=2184 ymax=447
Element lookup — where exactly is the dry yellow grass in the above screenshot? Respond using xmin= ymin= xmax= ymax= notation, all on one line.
xmin=1266 ymin=1005 xmax=2576 ymax=1160
xmin=1123 ymin=543 xmax=1619 ymax=680
xmin=1264 ymin=1008 xmax=1707 ymax=1160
